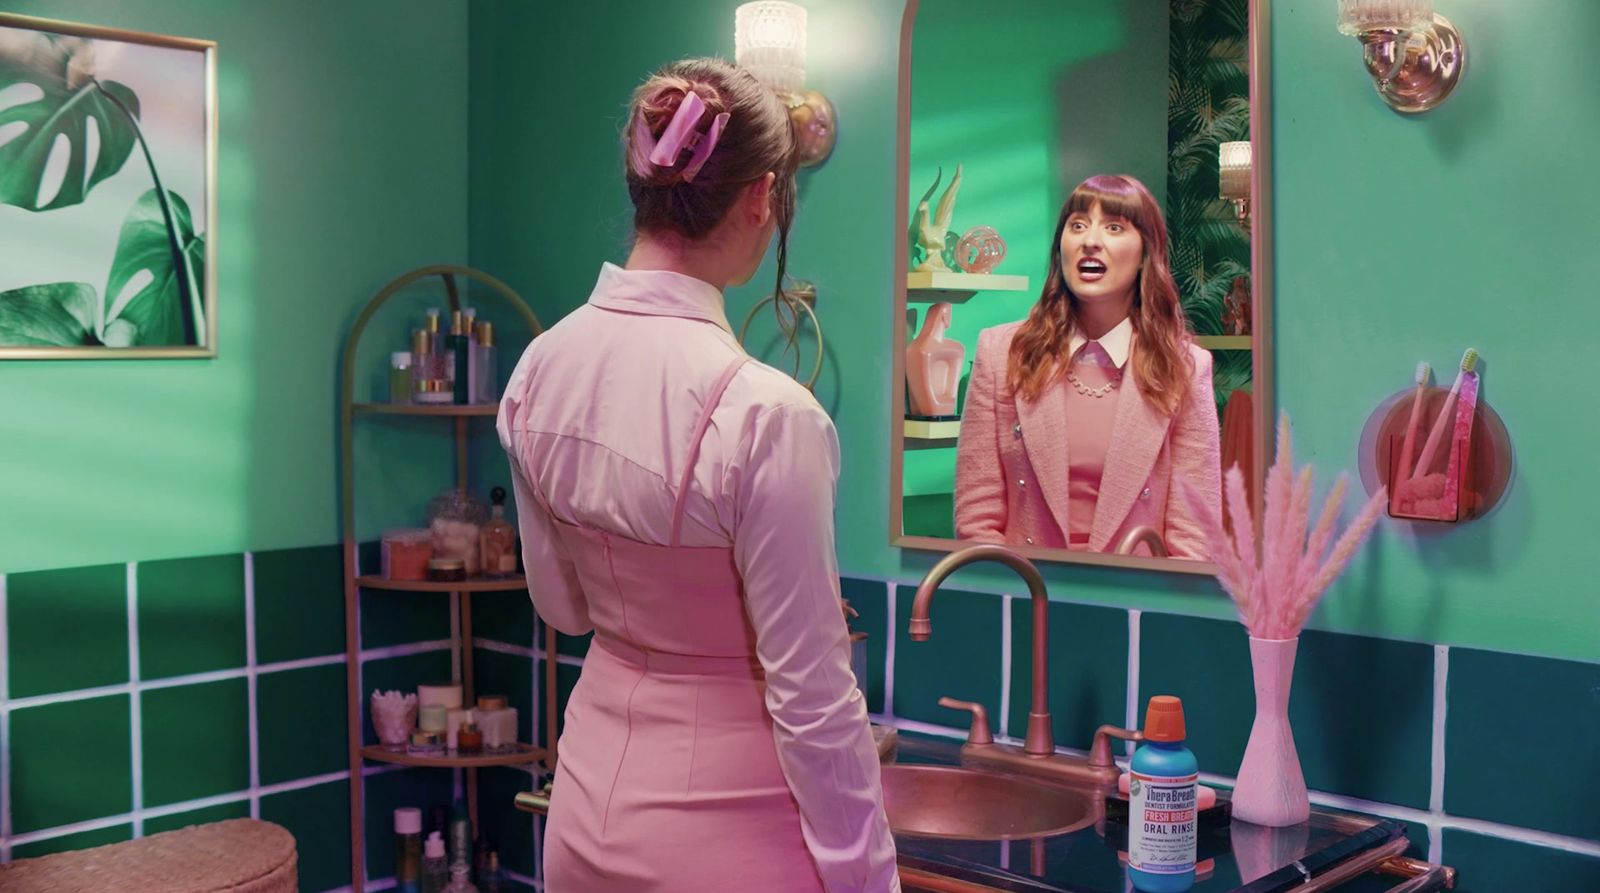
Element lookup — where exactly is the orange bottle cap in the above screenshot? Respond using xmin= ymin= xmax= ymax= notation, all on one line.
xmin=1143 ymin=695 xmax=1186 ymax=742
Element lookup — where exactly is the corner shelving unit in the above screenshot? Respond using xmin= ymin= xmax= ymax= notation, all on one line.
xmin=338 ymin=264 xmax=557 ymax=891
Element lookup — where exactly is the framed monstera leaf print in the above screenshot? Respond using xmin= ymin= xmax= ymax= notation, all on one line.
xmin=0 ymin=14 xmax=216 ymax=359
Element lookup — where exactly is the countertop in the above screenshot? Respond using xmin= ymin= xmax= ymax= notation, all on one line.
xmin=888 ymin=733 xmax=1411 ymax=893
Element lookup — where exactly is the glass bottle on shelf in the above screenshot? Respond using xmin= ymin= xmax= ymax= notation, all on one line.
xmin=428 ymin=488 xmax=488 ymax=576
xmin=480 ymin=486 xmax=518 ymax=578
xmin=474 ymin=321 xmax=498 ymax=404
xmin=412 ymin=330 xmax=453 ymax=405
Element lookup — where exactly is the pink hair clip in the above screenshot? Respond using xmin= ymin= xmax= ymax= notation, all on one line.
xmin=633 ymin=90 xmax=730 ymax=183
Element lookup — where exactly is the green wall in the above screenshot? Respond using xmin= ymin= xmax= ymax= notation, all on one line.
xmin=468 ymin=0 xmax=1597 ymax=664
xmin=901 ymin=0 xmax=1168 ymax=499
xmin=0 ymin=0 xmax=470 ymax=575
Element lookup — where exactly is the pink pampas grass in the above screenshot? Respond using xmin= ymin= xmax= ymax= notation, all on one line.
xmin=1182 ymin=413 xmax=1387 ymax=639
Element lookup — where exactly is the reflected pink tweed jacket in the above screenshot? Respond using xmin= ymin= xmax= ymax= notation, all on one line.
xmin=954 ymin=321 xmax=1222 ymax=559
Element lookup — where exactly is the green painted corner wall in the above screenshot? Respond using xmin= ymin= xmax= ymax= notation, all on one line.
xmin=0 ymin=0 xmax=470 ymax=574
xmin=468 ymin=0 xmax=1597 ymax=664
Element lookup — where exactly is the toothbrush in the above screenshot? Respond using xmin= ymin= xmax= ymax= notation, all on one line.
xmin=1412 ymin=348 xmax=1479 ymax=481
xmin=1439 ymin=364 xmax=1480 ymax=517
xmin=1395 ymin=361 xmax=1431 ymax=491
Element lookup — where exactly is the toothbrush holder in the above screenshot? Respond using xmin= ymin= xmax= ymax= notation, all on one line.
xmin=1369 ymin=386 xmax=1512 ymax=523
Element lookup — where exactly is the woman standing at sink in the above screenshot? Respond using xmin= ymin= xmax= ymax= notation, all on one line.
xmin=498 ymin=59 xmax=899 ymax=892
xmin=955 ymin=174 xmax=1221 ymax=559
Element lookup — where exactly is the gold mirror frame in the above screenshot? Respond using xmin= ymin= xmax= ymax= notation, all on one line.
xmin=886 ymin=0 xmax=1274 ymax=577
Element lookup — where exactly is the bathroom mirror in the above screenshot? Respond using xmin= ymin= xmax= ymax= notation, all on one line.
xmin=889 ymin=0 xmax=1273 ymax=574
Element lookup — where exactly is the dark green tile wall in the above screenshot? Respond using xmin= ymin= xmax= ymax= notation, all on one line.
xmin=1008 ymin=599 xmax=1127 ymax=750
xmin=7 ymin=564 xmax=128 ymax=698
xmin=477 ymin=766 xmax=540 ymax=878
xmin=136 ymin=554 xmax=247 ymax=680
xmin=9 ymin=824 xmax=133 ymax=861
xmin=1445 ymin=648 xmax=1600 ymax=840
xmin=359 ymin=587 xmax=453 ymax=649
xmin=260 ymin=779 xmax=352 ymax=892
xmin=893 ymin=584 xmax=1004 ymax=725
xmin=10 ymin=694 xmax=133 ymax=833
xmin=143 ymin=801 xmax=252 ymax=836
xmin=473 ymin=590 xmax=536 ymax=648
xmin=1140 ymin=613 xmax=1434 ymax=809
xmin=259 ymin=663 xmax=349 ymax=785
xmin=254 ymin=545 xmax=346 ymax=665
xmin=1442 ymin=830 xmax=1600 ymax=893
xmin=141 ymin=679 xmax=251 ymax=808
xmin=843 ymin=577 xmax=889 ymax=714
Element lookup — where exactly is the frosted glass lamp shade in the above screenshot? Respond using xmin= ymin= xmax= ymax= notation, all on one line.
xmin=1337 ymin=0 xmax=1434 ymax=36
xmin=736 ymin=1 xmax=807 ymax=93
xmin=1218 ymin=141 xmax=1252 ymax=201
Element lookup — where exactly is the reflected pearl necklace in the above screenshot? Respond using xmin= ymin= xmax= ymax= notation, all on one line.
xmin=1065 ymin=368 xmax=1118 ymax=398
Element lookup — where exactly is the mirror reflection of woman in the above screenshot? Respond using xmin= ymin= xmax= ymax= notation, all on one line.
xmin=955 ymin=174 xmax=1221 ymax=558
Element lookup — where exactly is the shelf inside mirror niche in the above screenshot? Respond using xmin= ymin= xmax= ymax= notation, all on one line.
xmin=905 ymin=418 xmax=961 ymax=449
xmin=1194 ymin=335 xmax=1252 ymax=350
xmin=907 ymin=271 xmax=1030 ymax=303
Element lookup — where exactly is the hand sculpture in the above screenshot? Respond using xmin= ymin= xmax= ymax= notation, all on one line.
xmin=911 ymin=164 xmax=963 ymax=273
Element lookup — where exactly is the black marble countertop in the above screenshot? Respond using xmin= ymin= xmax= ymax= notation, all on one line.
xmin=888 ymin=733 xmax=1408 ymax=893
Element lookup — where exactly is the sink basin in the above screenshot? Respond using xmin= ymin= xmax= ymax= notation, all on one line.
xmin=880 ymin=764 xmax=1098 ymax=840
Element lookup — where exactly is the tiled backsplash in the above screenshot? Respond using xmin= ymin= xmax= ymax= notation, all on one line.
xmin=6 ymin=555 xmax=1597 ymax=893
xmin=533 ymin=575 xmax=1600 ymax=892
xmin=0 ymin=546 xmax=542 ymax=893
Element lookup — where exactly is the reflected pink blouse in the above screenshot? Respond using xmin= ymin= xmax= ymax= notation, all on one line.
xmin=1064 ymin=343 xmax=1122 ymax=549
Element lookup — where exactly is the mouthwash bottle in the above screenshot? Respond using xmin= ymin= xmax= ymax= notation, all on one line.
xmin=1128 ymin=695 xmax=1197 ymax=892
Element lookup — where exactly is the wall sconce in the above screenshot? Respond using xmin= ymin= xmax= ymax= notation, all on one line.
xmin=1336 ymin=0 xmax=1466 ymax=114
xmin=1218 ymin=140 xmax=1251 ymax=229
xmin=735 ymin=1 xmax=836 ymax=167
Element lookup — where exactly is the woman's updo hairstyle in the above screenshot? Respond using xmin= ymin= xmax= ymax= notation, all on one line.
xmin=624 ymin=58 xmax=799 ymax=291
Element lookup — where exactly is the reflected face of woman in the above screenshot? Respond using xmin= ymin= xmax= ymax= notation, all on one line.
xmin=1060 ymin=202 xmax=1144 ymax=309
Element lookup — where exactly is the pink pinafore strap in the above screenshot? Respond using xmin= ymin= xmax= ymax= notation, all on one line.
xmin=669 ymin=355 xmax=749 ymax=547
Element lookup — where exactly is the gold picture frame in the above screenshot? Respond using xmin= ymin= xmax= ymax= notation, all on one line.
xmin=0 ymin=13 xmax=218 ymax=359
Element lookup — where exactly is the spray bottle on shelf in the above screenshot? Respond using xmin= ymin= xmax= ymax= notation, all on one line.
xmin=1128 ymin=695 xmax=1198 ymax=892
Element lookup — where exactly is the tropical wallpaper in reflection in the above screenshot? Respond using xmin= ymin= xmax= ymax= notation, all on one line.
xmin=1166 ymin=0 xmax=1252 ymax=408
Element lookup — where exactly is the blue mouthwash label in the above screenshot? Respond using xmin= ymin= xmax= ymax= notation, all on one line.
xmin=1128 ymin=771 xmax=1198 ymax=874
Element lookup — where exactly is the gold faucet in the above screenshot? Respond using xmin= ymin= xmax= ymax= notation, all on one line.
xmin=909 ymin=544 xmax=1142 ymax=790
xmin=1114 ymin=525 xmax=1169 ymax=558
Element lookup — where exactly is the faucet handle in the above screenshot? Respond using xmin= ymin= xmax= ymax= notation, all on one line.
xmin=1090 ymin=724 xmax=1145 ymax=768
xmin=938 ymin=697 xmax=994 ymax=745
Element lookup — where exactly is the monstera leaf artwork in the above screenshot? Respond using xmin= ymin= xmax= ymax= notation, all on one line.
xmin=0 ymin=16 xmax=214 ymax=357
xmin=0 ymin=32 xmax=141 ymax=211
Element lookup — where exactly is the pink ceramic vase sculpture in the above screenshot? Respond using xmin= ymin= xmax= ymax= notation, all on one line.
xmin=1231 ymin=636 xmax=1309 ymax=827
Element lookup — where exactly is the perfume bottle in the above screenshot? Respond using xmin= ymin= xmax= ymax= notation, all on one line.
xmin=412 ymin=330 xmax=453 ymax=404
xmin=480 ymin=486 xmax=518 ymax=578
xmin=427 ymin=307 xmax=454 ymax=393
xmin=450 ymin=310 xmax=471 ymax=405
xmin=474 ymin=321 xmax=498 ymax=404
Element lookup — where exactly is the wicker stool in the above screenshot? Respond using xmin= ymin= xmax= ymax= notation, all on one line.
xmin=0 ymin=818 xmax=297 ymax=892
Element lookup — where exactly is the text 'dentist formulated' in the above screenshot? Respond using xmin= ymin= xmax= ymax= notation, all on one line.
xmin=1128 ymin=771 xmax=1198 ymax=874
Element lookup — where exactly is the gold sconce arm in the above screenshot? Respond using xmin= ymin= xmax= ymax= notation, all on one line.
xmin=1348 ymin=13 xmax=1466 ymax=114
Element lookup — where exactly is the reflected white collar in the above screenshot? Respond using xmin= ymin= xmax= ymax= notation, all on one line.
xmin=1067 ymin=317 xmax=1133 ymax=369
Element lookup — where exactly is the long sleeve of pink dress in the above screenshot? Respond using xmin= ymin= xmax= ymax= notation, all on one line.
xmin=498 ymin=263 xmax=899 ymax=892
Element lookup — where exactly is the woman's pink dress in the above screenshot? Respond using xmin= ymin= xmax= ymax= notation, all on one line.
xmin=498 ymin=264 xmax=899 ymax=892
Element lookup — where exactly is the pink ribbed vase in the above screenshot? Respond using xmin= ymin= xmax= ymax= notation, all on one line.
xmin=1232 ymin=636 xmax=1310 ymax=827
